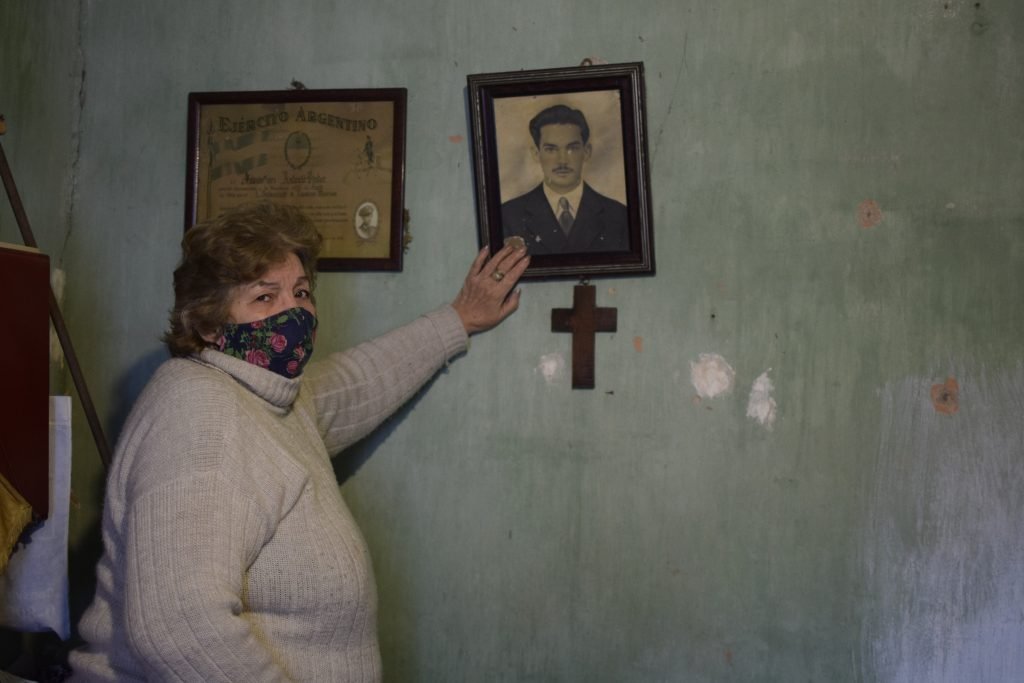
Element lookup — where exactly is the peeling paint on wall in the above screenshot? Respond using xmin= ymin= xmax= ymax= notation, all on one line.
xmin=536 ymin=352 xmax=565 ymax=384
xmin=633 ymin=336 xmax=643 ymax=353
xmin=448 ymin=135 xmax=463 ymax=144
xmin=690 ymin=353 xmax=735 ymax=399
xmin=746 ymin=370 xmax=777 ymax=429
xmin=862 ymin=370 xmax=1024 ymax=681
xmin=857 ymin=199 xmax=883 ymax=229
xmin=930 ymin=376 xmax=959 ymax=414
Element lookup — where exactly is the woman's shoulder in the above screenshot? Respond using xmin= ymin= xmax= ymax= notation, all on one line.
xmin=117 ymin=357 xmax=245 ymax=466
xmin=139 ymin=356 xmax=245 ymax=412
xmin=113 ymin=357 xmax=299 ymax=500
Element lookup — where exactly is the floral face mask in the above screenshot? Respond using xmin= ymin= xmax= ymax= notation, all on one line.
xmin=216 ymin=307 xmax=317 ymax=378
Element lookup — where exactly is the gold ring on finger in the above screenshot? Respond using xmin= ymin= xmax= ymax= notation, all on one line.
xmin=492 ymin=270 xmax=505 ymax=282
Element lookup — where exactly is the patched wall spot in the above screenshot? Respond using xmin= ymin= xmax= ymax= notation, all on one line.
xmin=690 ymin=353 xmax=735 ymax=399
xmin=536 ymin=352 xmax=566 ymax=384
xmin=746 ymin=370 xmax=778 ymax=429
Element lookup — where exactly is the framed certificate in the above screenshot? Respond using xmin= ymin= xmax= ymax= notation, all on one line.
xmin=186 ymin=88 xmax=407 ymax=271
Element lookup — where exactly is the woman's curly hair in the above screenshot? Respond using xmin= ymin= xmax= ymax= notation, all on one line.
xmin=163 ymin=201 xmax=322 ymax=357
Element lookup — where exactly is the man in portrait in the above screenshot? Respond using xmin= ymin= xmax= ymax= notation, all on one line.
xmin=500 ymin=104 xmax=629 ymax=255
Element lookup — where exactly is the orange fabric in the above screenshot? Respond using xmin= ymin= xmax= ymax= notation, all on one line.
xmin=0 ymin=472 xmax=32 ymax=575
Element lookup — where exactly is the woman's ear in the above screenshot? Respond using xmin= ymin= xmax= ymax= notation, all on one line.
xmin=184 ymin=309 xmax=219 ymax=345
xmin=198 ymin=322 xmax=223 ymax=345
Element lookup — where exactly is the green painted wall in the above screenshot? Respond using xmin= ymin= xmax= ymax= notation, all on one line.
xmin=2 ymin=1 xmax=1023 ymax=680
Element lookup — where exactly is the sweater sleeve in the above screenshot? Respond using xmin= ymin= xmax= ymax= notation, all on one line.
xmin=121 ymin=471 xmax=295 ymax=682
xmin=302 ymin=305 xmax=468 ymax=455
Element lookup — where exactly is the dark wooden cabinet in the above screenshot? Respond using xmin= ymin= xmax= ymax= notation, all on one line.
xmin=0 ymin=243 xmax=50 ymax=518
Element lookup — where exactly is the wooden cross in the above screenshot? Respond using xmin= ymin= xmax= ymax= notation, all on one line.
xmin=551 ymin=284 xmax=617 ymax=389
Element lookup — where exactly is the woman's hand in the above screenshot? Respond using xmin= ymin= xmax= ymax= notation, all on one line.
xmin=452 ymin=244 xmax=530 ymax=335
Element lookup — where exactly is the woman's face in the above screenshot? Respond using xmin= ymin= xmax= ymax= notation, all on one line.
xmin=225 ymin=252 xmax=315 ymax=324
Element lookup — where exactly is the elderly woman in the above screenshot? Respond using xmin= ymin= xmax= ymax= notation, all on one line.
xmin=69 ymin=201 xmax=528 ymax=681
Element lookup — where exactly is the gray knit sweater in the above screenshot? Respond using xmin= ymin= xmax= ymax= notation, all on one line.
xmin=70 ymin=306 xmax=468 ymax=682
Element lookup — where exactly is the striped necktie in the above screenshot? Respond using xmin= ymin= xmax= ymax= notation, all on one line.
xmin=558 ymin=197 xmax=574 ymax=235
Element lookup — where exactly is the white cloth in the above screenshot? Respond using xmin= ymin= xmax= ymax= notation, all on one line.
xmin=0 ymin=397 xmax=72 ymax=639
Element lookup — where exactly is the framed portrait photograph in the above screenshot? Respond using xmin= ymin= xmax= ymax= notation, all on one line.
xmin=185 ymin=88 xmax=407 ymax=271
xmin=467 ymin=62 xmax=654 ymax=279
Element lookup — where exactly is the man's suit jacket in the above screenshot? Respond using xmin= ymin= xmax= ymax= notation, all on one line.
xmin=500 ymin=183 xmax=628 ymax=255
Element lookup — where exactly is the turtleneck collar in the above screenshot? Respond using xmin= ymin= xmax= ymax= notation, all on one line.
xmin=195 ymin=348 xmax=302 ymax=410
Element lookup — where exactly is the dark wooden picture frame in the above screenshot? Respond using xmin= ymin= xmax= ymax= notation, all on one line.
xmin=467 ymin=62 xmax=654 ymax=279
xmin=186 ymin=88 xmax=407 ymax=272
